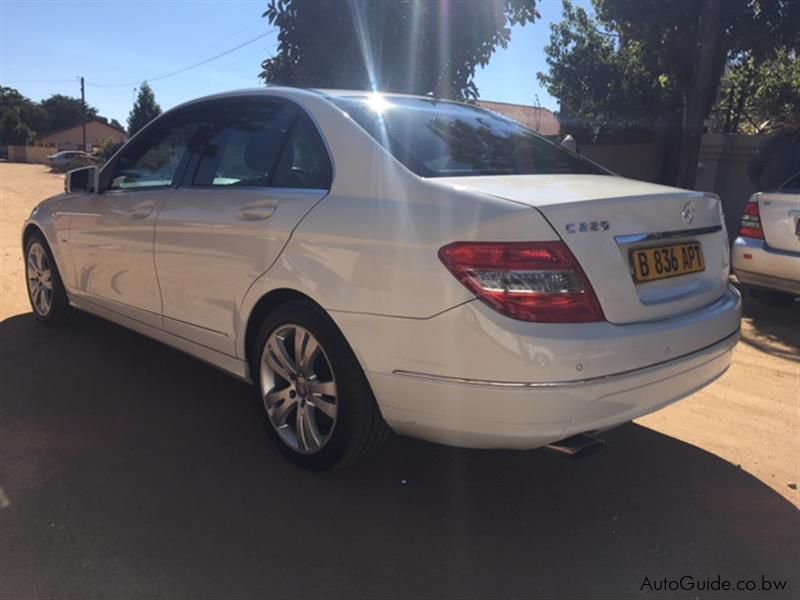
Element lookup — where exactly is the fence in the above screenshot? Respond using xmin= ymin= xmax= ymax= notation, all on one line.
xmin=582 ymin=133 xmax=766 ymax=240
xmin=580 ymin=142 xmax=661 ymax=182
xmin=695 ymin=134 xmax=764 ymax=240
xmin=6 ymin=145 xmax=53 ymax=164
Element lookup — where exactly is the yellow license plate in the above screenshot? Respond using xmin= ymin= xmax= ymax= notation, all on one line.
xmin=630 ymin=242 xmax=705 ymax=283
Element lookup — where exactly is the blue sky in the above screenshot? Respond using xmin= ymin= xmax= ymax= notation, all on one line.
xmin=1 ymin=0 xmax=578 ymax=126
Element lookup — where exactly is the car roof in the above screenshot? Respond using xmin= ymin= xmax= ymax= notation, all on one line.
xmin=168 ymin=86 xmax=460 ymax=112
xmin=312 ymin=88 xmax=436 ymax=100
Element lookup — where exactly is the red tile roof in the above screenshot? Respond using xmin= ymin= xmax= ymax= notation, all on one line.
xmin=478 ymin=101 xmax=560 ymax=137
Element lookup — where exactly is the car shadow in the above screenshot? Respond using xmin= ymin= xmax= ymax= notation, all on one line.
xmin=0 ymin=312 xmax=797 ymax=599
xmin=735 ymin=282 xmax=800 ymax=361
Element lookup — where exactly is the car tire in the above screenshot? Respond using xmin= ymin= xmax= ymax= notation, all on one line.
xmin=24 ymin=232 xmax=72 ymax=325
xmin=251 ymin=300 xmax=390 ymax=470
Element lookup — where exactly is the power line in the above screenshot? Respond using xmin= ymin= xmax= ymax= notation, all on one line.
xmin=1 ymin=78 xmax=76 ymax=85
xmin=86 ymin=29 xmax=276 ymax=89
xmin=220 ymin=44 xmax=273 ymax=70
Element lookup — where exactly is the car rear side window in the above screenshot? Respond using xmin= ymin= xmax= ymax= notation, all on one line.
xmin=192 ymin=99 xmax=297 ymax=187
xmin=330 ymin=95 xmax=606 ymax=178
xmin=271 ymin=115 xmax=332 ymax=189
xmin=108 ymin=112 xmax=199 ymax=191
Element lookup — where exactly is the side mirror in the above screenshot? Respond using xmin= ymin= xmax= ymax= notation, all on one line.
xmin=65 ymin=166 xmax=98 ymax=194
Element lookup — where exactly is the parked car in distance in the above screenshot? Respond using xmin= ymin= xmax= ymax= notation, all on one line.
xmin=22 ymin=88 xmax=742 ymax=470
xmin=732 ymin=172 xmax=800 ymax=306
xmin=46 ymin=150 xmax=96 ymax=172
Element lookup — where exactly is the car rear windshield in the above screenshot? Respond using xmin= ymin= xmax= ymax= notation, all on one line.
xmin=329 ymin=95 xmax=607 ymax=178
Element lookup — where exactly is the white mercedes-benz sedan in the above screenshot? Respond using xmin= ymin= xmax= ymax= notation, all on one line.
xmin=23 ymin=88 xmax=741 ymax=469
xmin=732 ymin=172 xmax=800 ymax=306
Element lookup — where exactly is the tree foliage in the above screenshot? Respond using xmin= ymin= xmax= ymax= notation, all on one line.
xmin=537 ymin=1 xmax=673 ymax=133
xmin=40 ymin=94 xmax=99 ymax=132
xmin=712 ymin=49 xmax=800 ymax=134
xmin=0 ymin=87 xmax=47 ymax=145
xmin=539 ymin=0 xmax=799 ymax=133
xmin=0 ymin=87 xmax=121 ymax=146
xmin=538 ymin=0 xmax=799 ymax=184
xmin=99 ymin=137 xmax=125 ymax=161
xmin=260 ymin=0 xmax=538 ymax=101
xmin=127 ymin=82 xmax=162 ymax=136
xmin=2 ymin=88 xmax=99 ymax=144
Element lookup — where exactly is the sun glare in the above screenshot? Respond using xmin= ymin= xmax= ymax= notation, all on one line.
xmin=366 ymin=92 xmax=391 ymax=114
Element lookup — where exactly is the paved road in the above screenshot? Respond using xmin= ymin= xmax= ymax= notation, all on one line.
xmin=1 ymin=163 xmax=798 ymax=598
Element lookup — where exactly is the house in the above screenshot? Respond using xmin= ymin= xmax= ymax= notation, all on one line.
xmin=34 ymin=119 xmax=127 ymax=152
xmin=477 ymin=100 xmax=561 ymax=137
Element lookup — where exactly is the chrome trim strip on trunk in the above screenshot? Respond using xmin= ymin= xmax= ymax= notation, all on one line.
xmin=392 ymin=329 xmax=739 ymax=388
xmin=614 ymin=225 xmax=722 ymax=245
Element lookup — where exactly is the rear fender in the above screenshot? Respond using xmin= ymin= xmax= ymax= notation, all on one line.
xmin=234 ymin=184 xmax=560 ymax=359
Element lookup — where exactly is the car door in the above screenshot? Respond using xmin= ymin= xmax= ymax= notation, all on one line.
xmin=67 ymin=108 xmax=200 ymax=329
xmin=154 ymin=97 xmax=332 ymax=356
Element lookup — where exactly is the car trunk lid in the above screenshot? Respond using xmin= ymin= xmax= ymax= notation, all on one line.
xmin=758 ymin=191 xmax=800 ymax=253
xmin=432 ymin=174 xmax=730 ymax=324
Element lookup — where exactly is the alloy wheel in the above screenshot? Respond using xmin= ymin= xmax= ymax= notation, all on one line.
xmin=260 ymin=324 xmax=338 ymax=454
xmin=27 ymin=242 xmax=54 ymax=317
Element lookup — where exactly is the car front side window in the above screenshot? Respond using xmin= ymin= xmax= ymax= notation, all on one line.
xmin=108 ymin=114 xmax=198 ymax=191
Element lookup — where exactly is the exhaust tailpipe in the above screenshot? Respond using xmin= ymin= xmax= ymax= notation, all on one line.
xmin=545 ymin=433 xmax=605 ymax=458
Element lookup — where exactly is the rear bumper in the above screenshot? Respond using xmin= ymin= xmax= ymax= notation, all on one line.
xmin=371 ymin=330 xmax=738 ymax=449
xmin=732 ymin=237 xmax=800 ymax=295
xmin=332 ymin=286 xmax=741 ymax=449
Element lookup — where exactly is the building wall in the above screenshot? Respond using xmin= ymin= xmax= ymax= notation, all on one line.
xmin=7 ymin=145 xmax=53 ymax=164
xmin=580 ymin=143 xmax=660 ymax=182
xmin=35 ymin=121 xmax=127 ymax=151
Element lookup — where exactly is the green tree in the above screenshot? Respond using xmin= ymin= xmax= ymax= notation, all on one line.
xmin=538 ymin=0 xmax=799 ymax=186
xmin=260 ymin=0 xmax=538 ymax=101
xmin=0 ymin=87 xmax=48 ymax=145
xmin=41 ymin=94 xmax=99 ymax=132
xmin=109 ymin=118 xmax=124 ymax=131
xmin=127 ymin=82 xmax=162 ymax=136
xmin=712 ymin=49 xmax=800 ymax=134
xmin=538 ymin=2 xmax=670 ymax=133
xmin=99 ymin=137 xmax=125 ymax=161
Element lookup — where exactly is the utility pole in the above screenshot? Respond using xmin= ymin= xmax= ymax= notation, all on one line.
xmin=80 ymin=76 xmax=87 ymax=152
xmin=677 ymin=0 xmax=722 ymax=189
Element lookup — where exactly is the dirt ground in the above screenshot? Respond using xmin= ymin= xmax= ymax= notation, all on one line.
xmin=1 ymin=162 xmax=798 ymax=598
xmin=1 ymin=164 xmax=65 ymax=319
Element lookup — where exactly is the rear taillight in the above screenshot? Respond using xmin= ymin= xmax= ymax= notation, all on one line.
xmin=438 ymin=241 xmax=605 ymax=323
xmin=739 ymin=199 xmax=764 ymax=239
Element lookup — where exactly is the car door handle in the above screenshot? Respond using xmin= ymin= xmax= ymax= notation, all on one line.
xmin=238 ymin=200 xmax=277 ymax=221
xmin=113 ymin=201 xmax=154 ymax=220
